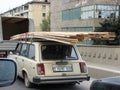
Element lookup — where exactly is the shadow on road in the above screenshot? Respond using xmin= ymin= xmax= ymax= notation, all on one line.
xmin=1 ymin=77 xmax=88 ymax=90
xmin=18 ymin=77 xmax=86 ymax=90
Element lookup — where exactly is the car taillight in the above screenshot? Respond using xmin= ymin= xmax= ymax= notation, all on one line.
xmin=0 ymin=54 xmax=4 ymax=57
xmin=79 ymin=62 xmax=87 ymax=73
xmin=37 ymin=63 xmax=45 ymax=75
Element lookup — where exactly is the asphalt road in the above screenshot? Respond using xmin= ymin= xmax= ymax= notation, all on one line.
xmin=1 ymin=78 xmax=94 ymax=90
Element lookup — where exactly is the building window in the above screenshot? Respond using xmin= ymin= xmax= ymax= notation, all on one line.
xmin=62 ymin=8 xmax=81 ymax=20
xmin=62 ymin=5 xmax=119 ymax=20
xmin=18 ymin=7 xmax=21 ymax=12
xmin=42 ymin=13 xmax=46 ymax=17
xmin=62 ymin=10 xmax=70 ymax=20
xmin=10 ymin=11 xmax=13 ymax=16
xmin=14 ymin=8 xmax=17 ymax=13
xmin=21 ymin=14 xmax=23 ymax=16
xmin=62 ymin=27 xmax=94 ymax=32
xmin=23 ymin=12 xmax=28 ymax=18
xmin=20 ymin=6 xmax=23 ymax=12
xmin=81 ymin=11 xmax=94 ymax=19
xmin=42 ymin=5 xmax=46 ymax=10
xmin=62 ymin=6 xmax=94 ymax=21
xmin=72 ymin=8 xmax=81 ymax=19
xmin=62 ymin=0 xmax=70 ymax=3
xmin=62 ymin=0 xmax=76 ymax=4
xmin=95 ymin=5 xmax=119 ymax=18
xmin=81 ymin=5 xmax=94 ymax=19
xmin=81 ymin=5 xmax=94 ymax=11
xmin=45 ymin=0 xmax=48 ymax=2
xmin=24 ymin=5 xmax=29 ymax=10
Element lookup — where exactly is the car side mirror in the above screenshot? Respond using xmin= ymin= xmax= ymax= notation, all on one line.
xmin=0 ymin=58 xmax=17 ymax=87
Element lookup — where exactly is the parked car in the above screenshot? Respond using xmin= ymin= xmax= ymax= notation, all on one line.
xmin=8 ymin=41 xmax=90 ymax=88
xmin=90 ymin=76 xmax=120 ymax=90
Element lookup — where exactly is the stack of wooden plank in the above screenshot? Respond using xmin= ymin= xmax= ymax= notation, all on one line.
xmin=10 ymin=32 xmax=116 ymax=45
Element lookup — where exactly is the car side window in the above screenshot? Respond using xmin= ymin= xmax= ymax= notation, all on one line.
xmin=15 ymin=43 xmax=22 ymax=55
xmin=28 ymin=44 xmax=35 ymax=60
xmin=20 ymin=44 xmax=28 ymax=57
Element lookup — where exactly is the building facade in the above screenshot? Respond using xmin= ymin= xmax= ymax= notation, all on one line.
xmin=1 ymin=0 xmax=50 ymax=31
xmin=51 ymin=0 xmax=120 ymax=32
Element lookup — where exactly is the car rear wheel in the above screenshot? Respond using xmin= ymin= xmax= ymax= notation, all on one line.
xmin=24 ymin=73 xmax=33 ymax=88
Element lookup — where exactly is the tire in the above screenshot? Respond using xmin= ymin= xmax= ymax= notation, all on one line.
xmin=24 ymin=73 xmax=33 ymax=88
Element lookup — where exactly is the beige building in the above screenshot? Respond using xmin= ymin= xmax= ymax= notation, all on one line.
xmin=1 ymin=0 xmax=50 ymax=31
xmin=51 ymin=0 xmax=120 ymax=32
xmin=51 ymin=0 xmax=120 ymax=44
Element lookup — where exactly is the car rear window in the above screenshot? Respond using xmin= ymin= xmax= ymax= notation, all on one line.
xmin=41 ymin=45 xmax=78 ymax=60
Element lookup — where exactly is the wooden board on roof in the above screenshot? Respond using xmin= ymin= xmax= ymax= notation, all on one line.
xmin=10 ymin=32 xmax=116 ymax=45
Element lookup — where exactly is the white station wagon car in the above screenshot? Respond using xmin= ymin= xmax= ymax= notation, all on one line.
xmin=8 ymin=41 xmax=90 ymax=88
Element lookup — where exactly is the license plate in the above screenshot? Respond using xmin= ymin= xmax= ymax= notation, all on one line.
xmin=53 ymin=66 xmax=73 ymax=72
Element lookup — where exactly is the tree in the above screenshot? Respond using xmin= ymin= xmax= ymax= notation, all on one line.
xmin=40 ymin=13 xmax=50 ymax=31
xmin=93 ymin=17 xmax=120 ymax=45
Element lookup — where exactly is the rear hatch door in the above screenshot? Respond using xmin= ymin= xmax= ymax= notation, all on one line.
xmin=39 ymin=44 xmax=86 ymax=77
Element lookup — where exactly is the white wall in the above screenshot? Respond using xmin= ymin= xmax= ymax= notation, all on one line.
xmin=77 ymin=45 xmax=120 ymax=67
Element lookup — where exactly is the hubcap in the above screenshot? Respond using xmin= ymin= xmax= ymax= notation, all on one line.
xmin=25 ymin=74 xmax=29 ymax=87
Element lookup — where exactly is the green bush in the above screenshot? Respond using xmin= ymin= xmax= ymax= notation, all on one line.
xmin=93 ymin=17 xmax=120 ymax=45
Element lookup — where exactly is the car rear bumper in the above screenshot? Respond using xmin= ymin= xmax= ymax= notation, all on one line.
xmin=33 ymin=75 xmax=90 ymax=84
